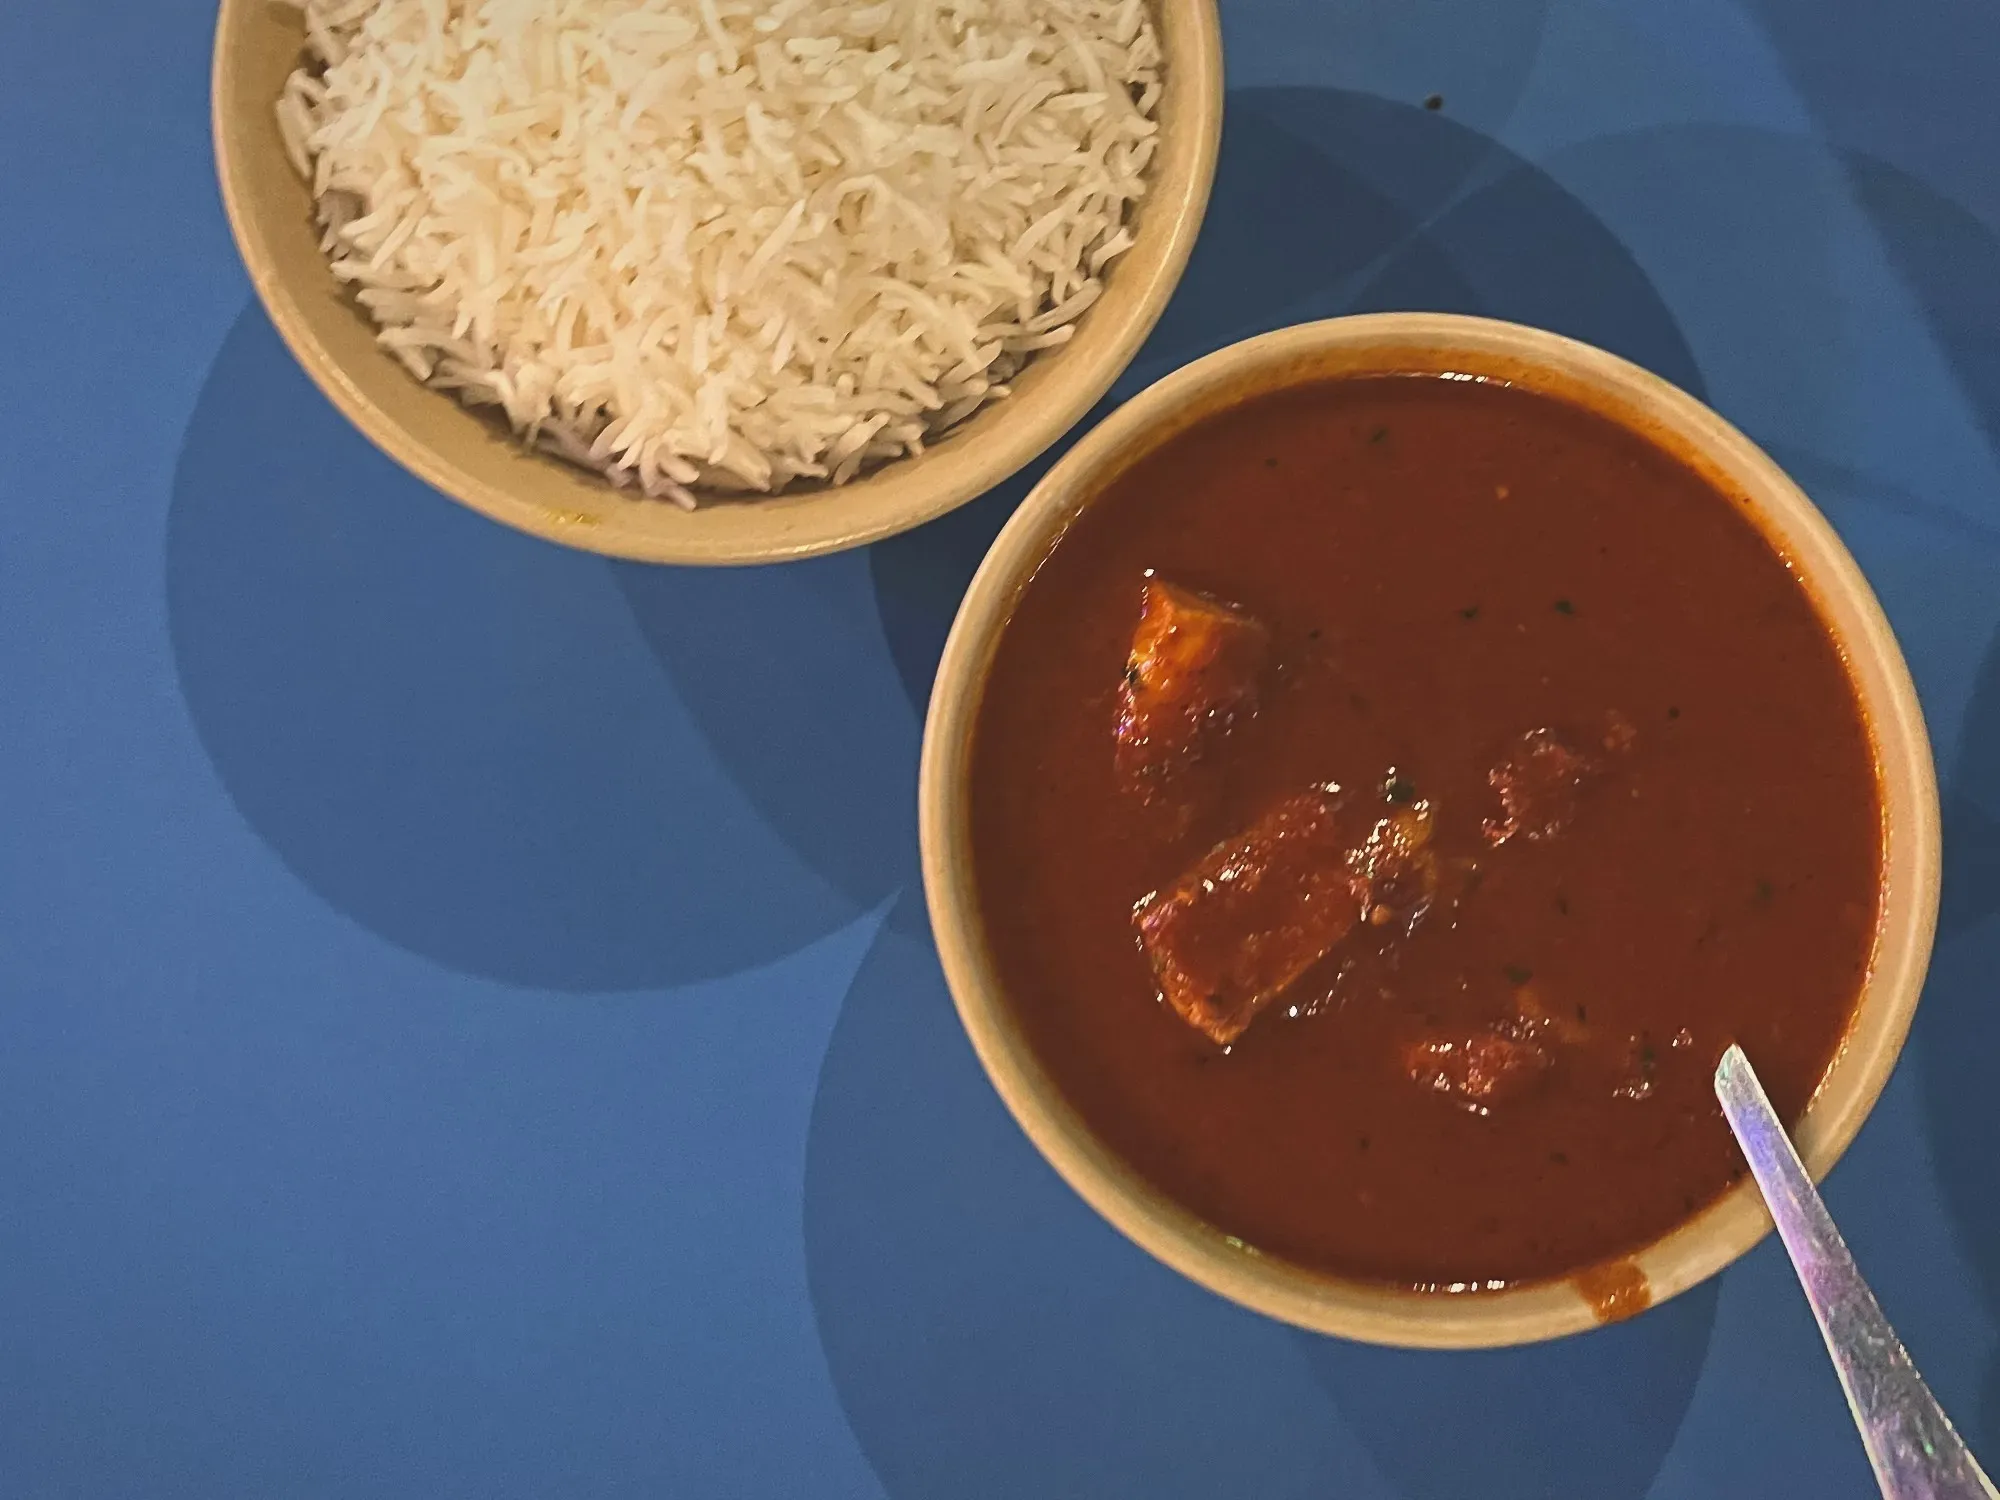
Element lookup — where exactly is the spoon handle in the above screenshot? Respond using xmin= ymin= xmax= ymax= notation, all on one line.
xmin=1715 ymin=1044 xmax=1998 ymax=1500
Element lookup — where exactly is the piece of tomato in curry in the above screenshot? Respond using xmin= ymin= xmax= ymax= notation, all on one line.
xmin=967 ymin=373 xmax=1881 ymax=1295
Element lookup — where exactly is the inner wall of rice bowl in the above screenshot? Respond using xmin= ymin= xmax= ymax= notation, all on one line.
xmin=271 ymin=0 xmax=1167 ymax=506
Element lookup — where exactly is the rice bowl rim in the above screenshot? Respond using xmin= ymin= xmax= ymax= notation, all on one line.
xmin=212 ymin=0 xmax=1224 ymax=566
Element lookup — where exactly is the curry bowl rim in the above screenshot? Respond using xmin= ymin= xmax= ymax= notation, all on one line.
xmin=917 ymin=310 xmax=1941 ymax=1349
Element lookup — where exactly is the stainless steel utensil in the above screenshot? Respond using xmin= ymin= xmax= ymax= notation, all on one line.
xmin=1715 ymin=1043 xmax=1997 ymax=1499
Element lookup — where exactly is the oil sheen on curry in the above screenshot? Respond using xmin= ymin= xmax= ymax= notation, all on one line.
xmin=969 ymin=373 xmax=1881 ymax=1299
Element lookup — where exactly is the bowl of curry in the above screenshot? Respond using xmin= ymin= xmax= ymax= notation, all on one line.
xmin=919 ymin=312 xmax=1939 ymax=1347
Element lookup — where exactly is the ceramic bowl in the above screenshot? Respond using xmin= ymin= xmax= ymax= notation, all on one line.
xmin=918 ymin=312 xmax=1941 ymax=1347
xmin=211 ymin=0 xmax=1223 ymax=564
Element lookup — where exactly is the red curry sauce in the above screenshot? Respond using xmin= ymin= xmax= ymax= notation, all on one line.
xmin=968 ymin=373 xmax=1880 ymax=1292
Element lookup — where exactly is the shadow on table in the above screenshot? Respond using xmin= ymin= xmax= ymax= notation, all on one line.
xmin=1296 ymin=1283 xmax=1721 ymax=1500
xmin=610 ymin=546 xmax=925 ymax=935
xmin=1740 ymin=0 xmax=2000 ymax=233
xmin=1837 ymin=150 xmax=2000 ymax=501
xmin=1920 ymin=616 xmax=2000 ymax=1449
xmin=166 ymin=303 xmax=855 ymax=990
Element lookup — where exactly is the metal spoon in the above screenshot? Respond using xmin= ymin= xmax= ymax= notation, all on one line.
xmin=1715 ymin=1043 xmax=1997 ymax=1499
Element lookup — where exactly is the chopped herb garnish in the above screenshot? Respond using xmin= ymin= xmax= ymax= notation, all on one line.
xmin=1458 ymin=604 xmax=1480 ymax=621
xmin=1554 ymin=598 xmax=1577 ymax=615
xmin=1368 ymin=424 xmax=1390 ymax=444
xmin=1503 ymin=964 xmax=1533 ymax=985
xmin=1384 ymin=773 xmax=1417 ymax=804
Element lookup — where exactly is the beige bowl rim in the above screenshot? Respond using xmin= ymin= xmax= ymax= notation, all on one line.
xmin=210 ymin=0 xmax=1225 ymax=565
xmin=917 ymin=311 xmax=1942 ymax=1349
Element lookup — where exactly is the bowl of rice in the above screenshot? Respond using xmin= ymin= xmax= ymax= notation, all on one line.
xmin=213 ymin=0 xmax=1222 ymax=564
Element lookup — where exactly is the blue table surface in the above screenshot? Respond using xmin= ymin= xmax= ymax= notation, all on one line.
xmin=7 ymin=0 xmax=2000 ymax=1494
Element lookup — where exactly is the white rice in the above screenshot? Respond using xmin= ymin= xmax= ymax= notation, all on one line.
xmin=275 ymin=0 xmax=1162 ymax=506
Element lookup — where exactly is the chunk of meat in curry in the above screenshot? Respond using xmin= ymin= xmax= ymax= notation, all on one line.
xmin=1349 ymin=803 xmax=1442 ymax=933
xmin=1135 ymin=789 xmax=1457 ymax=1046
xmin=1426 ymin=977 xmax=1658 ymax=1108
xmin=1403 ymin=1029 xmax=1554 ymax=1112
xmin=1115 ymin=580 xmax=1269 ymax=804
xmin=1483 ymin=713 xmax=1636 ymax=846
xmin=1134 ymin=712 xmax=1641 ymax=1058
xmin=1134 ymin=787 xmax=1362 ymax=1045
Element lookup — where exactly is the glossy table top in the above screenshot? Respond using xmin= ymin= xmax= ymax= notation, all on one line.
xmin=4 ymin=0 xmax=1999 ymax=1494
